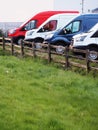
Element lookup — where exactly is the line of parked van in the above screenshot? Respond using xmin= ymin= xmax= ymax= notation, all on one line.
xmin=8 ymin=10 xmax=79 ymax=44
xmin=8 ymin=11 xmax=98 ymax=60
xmin=44 ymin=14 xmax=98 ymax=60
xmin=24 ymin=11 xmax=79 ymax=43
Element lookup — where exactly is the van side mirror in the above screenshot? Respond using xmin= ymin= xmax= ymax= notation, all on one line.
xmin=63 ymin=28 xmax=67 ymax=34
xmin=63 ymin=28 xmax=72 ymax=34
xmin=38 ymin=27 xmax=44 ymax=32
xmin=21 ymin=27 xmax=27 ymax=31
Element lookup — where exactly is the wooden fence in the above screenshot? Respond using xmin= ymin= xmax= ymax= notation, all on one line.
xmin=0 ymin=37 xmax=98 ymax=73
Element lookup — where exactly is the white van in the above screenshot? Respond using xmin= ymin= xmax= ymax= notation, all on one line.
xmin=24 ymin=12 xmax=79 ymax=43
xmin=70 ymin=23 xmax=98 ymax=60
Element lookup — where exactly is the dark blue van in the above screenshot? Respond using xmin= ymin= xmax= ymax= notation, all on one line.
xmin=44 ymin=14 xmax=98 ymax=46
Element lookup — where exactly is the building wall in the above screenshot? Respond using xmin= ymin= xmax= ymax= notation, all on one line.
xmin=0 ymin=22 xmax=22 ymax=32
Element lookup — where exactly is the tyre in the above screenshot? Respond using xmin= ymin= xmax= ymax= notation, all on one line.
xmin=17 ymin=38 xmax=24 ymax=45
xmin=88 ymin=46 xmax=98 ymax=60
xmin=54 ymin=41 xmax=65 ymax=54
xmin=56 ymin=45 xmax=65 ymax=54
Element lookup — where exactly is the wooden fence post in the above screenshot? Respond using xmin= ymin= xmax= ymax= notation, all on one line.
xmin=32 ymin=42 xmax=36 ymax=58
xmin=86 ymin=49 xmax=90 ymax=73
xmin=20 ymin=40 xmax=24 ymax=57
xmin=2 ymin=36 xmax=5 ymax=51
xmin=65 ymin=46 xmax=69 ymax=69
xmin=47 ymin=42 xmax=51 ymax=63
xmin=11 ymin=38 xmax=14 ymax=55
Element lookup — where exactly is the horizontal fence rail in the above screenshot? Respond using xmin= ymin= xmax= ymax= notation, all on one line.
xmin=0 ymin=37 xmax=98 ymax=74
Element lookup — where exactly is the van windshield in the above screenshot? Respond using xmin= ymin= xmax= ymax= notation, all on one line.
xmin=66 ymin=21 xmax=80 ymax=33
xmin=20 ymin=20 xmax=37 ymax=30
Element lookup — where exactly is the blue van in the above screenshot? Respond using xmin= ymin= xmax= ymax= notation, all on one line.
xmin=44 ymin=14 xmax=98 ymax=46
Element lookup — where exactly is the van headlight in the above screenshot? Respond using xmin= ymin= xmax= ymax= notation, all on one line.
xmin=75 ymin=35 xmax=87 ymax=42
xmin=8 ymin=28 xmax=16 ymax=34
xmin=45 ymin=33 xmax=54 ymax=40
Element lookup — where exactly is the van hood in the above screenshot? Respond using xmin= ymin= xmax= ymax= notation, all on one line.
xmin=25 ymin=29 xmax=37 ymax=40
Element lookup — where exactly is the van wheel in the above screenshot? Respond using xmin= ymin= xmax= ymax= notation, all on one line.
xmin=88 ymin=47 xmax=98 ymax=60
xmin=17 ymin=38 xmax=24 ymax=45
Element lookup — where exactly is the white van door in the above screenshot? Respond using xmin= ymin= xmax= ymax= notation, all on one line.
xmin=34 ymin=20 xmax=58 ymax=39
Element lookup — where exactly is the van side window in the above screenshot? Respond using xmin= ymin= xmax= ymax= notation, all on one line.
xmin=24 ymin=20 xmax=37 ymax=30
xmin=65 ymin=21 xmax=80 ymax=34
xmin=91 ymin=30 xmax=98 ymax=37
xmin=41 ymin=20 xmax=57 ymax=32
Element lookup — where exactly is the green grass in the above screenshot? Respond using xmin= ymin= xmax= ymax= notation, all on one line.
xmin=0 ymin=50 xmax=98 ymax=130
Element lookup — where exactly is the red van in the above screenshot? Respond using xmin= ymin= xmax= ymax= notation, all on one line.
xmin=8 ymin=10 xmax=79 ymax=44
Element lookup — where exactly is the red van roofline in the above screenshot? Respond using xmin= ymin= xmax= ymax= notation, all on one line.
xmin=34 ymin=10 xmax=79 ymax=16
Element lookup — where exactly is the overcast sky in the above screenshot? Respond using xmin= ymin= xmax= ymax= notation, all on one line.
xmin=0 ymin=0 xmax=98 ymax=22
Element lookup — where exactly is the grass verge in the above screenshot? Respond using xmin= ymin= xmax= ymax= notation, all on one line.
xmin=0 ymin=50 xmax=98 ymax=130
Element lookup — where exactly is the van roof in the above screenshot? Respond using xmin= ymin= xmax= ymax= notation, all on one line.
xmin=33 ymin=11 xmax=79 ymax=16
xmin=70 ymin=13 xmax=98 ymax=21
xmin=36 ymin=12 xmax=79 ymax=30
xmin=76 ymin=13 xmax=98 ymax=17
